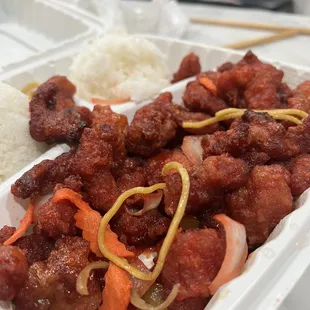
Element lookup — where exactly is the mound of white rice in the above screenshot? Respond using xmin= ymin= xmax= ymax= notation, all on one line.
xmin=69 ymin=33 xmax=169 ymax=102
xmin=0 ymin=82 xmax=47 ymax=183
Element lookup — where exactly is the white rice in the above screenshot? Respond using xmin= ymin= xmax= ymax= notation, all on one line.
xmin=0 ymin=82 xmax=47 ymax=183
xmin=69 ymin=33 xmax=170 ymax=102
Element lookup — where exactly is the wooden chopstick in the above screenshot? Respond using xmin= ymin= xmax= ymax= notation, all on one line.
xmin=190 ymin=18 xmax=310 ymax=35
xmin=224 ymin=30 xmax=299 ymax=49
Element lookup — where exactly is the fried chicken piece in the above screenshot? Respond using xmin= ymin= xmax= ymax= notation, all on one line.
xmin=183 ymin=80 xmax=228 ymax=115
xmin=288 ymin=81 xmax=310 ymax=113
xmin=83 ymin=168 xmax=120 ymax=211
xmin=54 ymin=175 xmax=83 ymax=193
xmin=226 ymin=165 xmax=293 ymax=246
xmin=126 ymin=93 xmax=178 ymax=157
xmin=112 ymin=209 xmax=171 ymax=246
xmin=15 ymin=236 xmax=101 ymax=310
xmin=176 ymin=109 xmax=223 ymax=135
xmin=161 ymin=229 xmax=225 ymax=300
xmin=164 ymin=169 xmax=218 ymax=216
xmin=0 ymin=246 xmax=28 ymax=301
xmin=0 ymin=226 xmax=16 ymax=244
xmin=163 ymin=155 xmax=246 ymax=216
xmin=145 ymin=149 xmax=194 ymax=186
xmin=29 ymin=76 xmax=91 ymax=144
xmin=73 ymin=128 xmax=113 ymax=177
xmin=217 ymin=51 xmax=289 ymax=109
xmin=203 ymin=110 xmax=310 ymax=161
xmin=287 ymin=154 xmax=310 ymax=196
xmin=217 ymin=62 xmax=234 ymax=73
xmin=127 ymin=92 xmax=221 ymax=157
xmin=36 ymin=199 xmax=78 ymax=239
xmin=91 ymin=105 xmax=128 ymax=162
xmin=115 ymin=157 xmax=146 ymax=207
xmin=171 ymin=53 xmax=201 ymax=83
xmin=14 ymin=234 xmax=54 ymax=265
xmin=200 ymin=154 xmax=249 ymax=190
xmin=11 ymin=150 xmax=75 ymax=199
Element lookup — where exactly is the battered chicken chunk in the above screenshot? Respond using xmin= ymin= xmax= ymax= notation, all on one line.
xmin=91 ymin=105 xmax=128 ymax=162
xmin=36 ymin=199 xmax=78 ymax=239
xmin=200 ymin=154 xmax=249 ymax=190
xmin=287 ymin=154 xmax=310 ymax=196
xmin=161 ymin=229 xmax=225 ymax=300
xmin=115 ymin=157 xmax=146 ymax=207
xmin=163 ymin=154 xmax=247 ymax=216
xmin=15 ymin=237 xmax=101 ymax=310
xmin=126 ymin=92 xmax=178 ymax=157
xmin=288 ymin=81 xmax=310 ymax=113
xmin=145 ymin=149 xmax=194 ymax=186
xmin=83 ymin=168 xmax=120 ymax=211
xmin=171 ymin=53 xmax=201 ymax=83
xmin=183 ymin=80 xmax=228 ymax=115
xmin=11 ymin=150 xmax=75 ymax=199
xmin=226 ymin=165 xmax=293 ymax=246
xmin=217 ymin=51 xmax=291 ymax=109
xmin=29 ymin=76 xmax=91 ymax=144
xmin=203 ymin=110 xmax=310 ymax=161
xmin=14 ymin=234 xmax=54 ymax=265
xmin=0 ymin=226 xmax=15 ymax=244
xmin=0 ymin=246 xmax=28 ymax=301
xmin=73 ymin=128 xmax=113 ymax=177
xmin=112 ymin=209 xmax=171 ymax=246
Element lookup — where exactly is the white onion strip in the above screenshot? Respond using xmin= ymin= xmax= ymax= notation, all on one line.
xmin=131 ymin=283 xmax=180 ymax=310
xmin=181 ymin=136 xmax=204 ymax=166
xmin=209 ymin=214 xmax=248 ymax=295
xmin=126 ymin=191 xmax=163 ymax=216
xmin=76 ymin=261 xmax=109 ymax=295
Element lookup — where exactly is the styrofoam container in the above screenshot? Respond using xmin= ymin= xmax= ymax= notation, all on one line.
xmin=2 ymin=36 xmax=310 ymax=310
xmin=0 ymin=0 xmax=103 ymax=73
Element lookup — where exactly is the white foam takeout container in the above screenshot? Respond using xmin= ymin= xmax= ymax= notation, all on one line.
xmin=0 ymin=0 xmax=104 ymax=74
xmin=1 ymin=36 xmax=310 ymax=310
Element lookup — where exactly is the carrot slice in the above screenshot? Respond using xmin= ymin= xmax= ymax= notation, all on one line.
xmin=105 ymin=225 xmax=134 ymax=258
xmin=99 ymin=263 xmax=132 ymax=310
xmin=209 ymin=214 xmax=248 ymax=295
xmin=53 ymin=188 xmax=133 ymax=258
xmin=91 ymin=97 xmax=130 ymax=105
xmin=3 ymin=204 xmax=34 ymax=245
xmin=74 ymin=208 xmax=102 ymax=256
xmin=53 ymin=188 xmax=92 ymax=212
xmin=198 ymin=76 xmax=217 ymax=95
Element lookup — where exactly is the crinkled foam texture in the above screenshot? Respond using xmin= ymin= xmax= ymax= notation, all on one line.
xmin=69 ymin=34 xmax=170 ymax=102
xmin=0 ymin=82 xmax=47 ymax=183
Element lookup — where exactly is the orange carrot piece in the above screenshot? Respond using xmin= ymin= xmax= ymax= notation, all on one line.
xmin=105 ymin=225 xmax=134 ymax=258
xmin=199 ymin=76 xmax=217 ymax=95
xmin=52 ymin=188 xmax=92 ymax=212
xmin=74 ymin=209 xmax=102 ymax=257
xmin=99 ymin=263 xmax=132 ymax=310
xmin=3 ymin=204 xmax=34 ymax=245
xmin=91 ymin=97 xmax=130 ymax=105
xmin=53 ymin=188 xmax=134 ymax=258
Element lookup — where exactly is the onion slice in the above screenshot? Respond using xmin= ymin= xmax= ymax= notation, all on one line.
xmin=126 ymin=191 xmax=163 ymax=217
xmin=209 ymin=214 xmax=248 ymax=295
xmin=130 ymin=257 xmax=155 ymax=297
xmin=76 ymin=261 xmax=109 ymax=295
xmin=131 ymin=283 xmax=180 ymax=310
xmin=181 ymin=136 xmax=204 ymax=166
